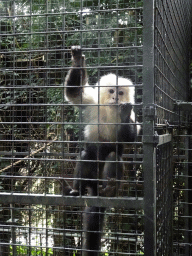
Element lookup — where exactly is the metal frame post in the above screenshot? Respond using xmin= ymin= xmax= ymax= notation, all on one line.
xmin=143 ymin=0 xmax=156 ymax=255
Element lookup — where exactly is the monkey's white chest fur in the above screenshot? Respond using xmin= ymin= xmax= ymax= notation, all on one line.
xmin=84 ymin=106 xmax=121 ymax=142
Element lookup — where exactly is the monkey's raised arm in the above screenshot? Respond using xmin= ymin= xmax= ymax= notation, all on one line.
xmin=64 ymin=46 xmax=88 ymax=103
xmin=65 ymin=46 xmax=96 ymax=105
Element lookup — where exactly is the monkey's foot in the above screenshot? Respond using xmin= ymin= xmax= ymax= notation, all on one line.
xmin=69 ymin=189 xmax=79 ymax=196
xmin=62 ymin=180 xmax=73 ymax=195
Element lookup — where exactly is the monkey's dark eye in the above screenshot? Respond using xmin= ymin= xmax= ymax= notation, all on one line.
xmin=109 ymin=89 xmax=114 ymax=94
xmin=119 ymin=91 xmax=124 ymax=95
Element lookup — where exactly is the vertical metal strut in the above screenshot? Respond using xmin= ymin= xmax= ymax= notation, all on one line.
xmin=143 ymin=0 xmax=156 ymax=255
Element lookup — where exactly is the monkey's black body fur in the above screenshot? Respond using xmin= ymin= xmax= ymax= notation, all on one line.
xmin=64 ymin=46 xmax=136 ymax=255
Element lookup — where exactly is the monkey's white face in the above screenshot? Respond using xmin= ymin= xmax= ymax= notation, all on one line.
xmin=99 ymin=86 xmax=129 ymax=105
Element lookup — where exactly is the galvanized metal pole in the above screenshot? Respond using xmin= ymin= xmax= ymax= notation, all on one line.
xmin=143 ymin=0 xmax=156 ymax=255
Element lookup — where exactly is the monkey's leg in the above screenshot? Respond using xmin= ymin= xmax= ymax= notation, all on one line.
xmin=82 ymin=152 xmax=124 ymax=255
xmin=74 ymin=149 xmax=104 ymax=255
xmin=70 ymin=148 xmax=98 ymax=196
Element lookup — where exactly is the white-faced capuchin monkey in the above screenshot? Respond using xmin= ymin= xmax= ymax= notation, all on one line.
xmin=64 ymin=46 xmax=137 ymax=255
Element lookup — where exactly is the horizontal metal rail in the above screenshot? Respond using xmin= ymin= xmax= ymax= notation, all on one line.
xmin=0 ymin=192 xmax=144 ymax=209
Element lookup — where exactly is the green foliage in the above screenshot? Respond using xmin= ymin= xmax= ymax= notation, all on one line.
xmin=10 ymin=245 xmax=53 ymax=255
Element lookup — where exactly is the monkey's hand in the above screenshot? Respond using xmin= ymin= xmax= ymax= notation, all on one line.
xmin=65 ymin=46 xmax=87 ymax=97
xmin=71 ymin=45 xmax=85 ymax=67
xmin=119 ymin=103 xmax=132 ymax=122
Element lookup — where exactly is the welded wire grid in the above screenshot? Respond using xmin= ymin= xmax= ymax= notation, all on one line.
xmin=154 ymin=0 xmax=191 ymax=124
xmin=0 ymin=0 xmax=144 ymax=255
xmin=172 ymin=127 xmax=191 ymax=256
xmin=156 ymin=142 xmax=173 ymax=256
xmin=154 ymin=0 xmax=192 ymax=255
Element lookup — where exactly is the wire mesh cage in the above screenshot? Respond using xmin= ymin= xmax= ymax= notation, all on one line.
xmin=152 ymin=1 xmax=192 ymax=255
xmin=0 ymin=0 xmax=191 ymax=256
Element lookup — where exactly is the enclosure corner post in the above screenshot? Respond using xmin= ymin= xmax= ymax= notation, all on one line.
xmin=143 ymin=0 xmax=156 ymax=255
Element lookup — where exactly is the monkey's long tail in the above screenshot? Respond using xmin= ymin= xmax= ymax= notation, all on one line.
xmin=82 ymin=206 xmax=105 ymax=256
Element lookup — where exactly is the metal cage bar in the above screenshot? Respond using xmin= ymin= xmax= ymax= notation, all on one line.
xmin=143 ymin=0 xmax=157 ymax=255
